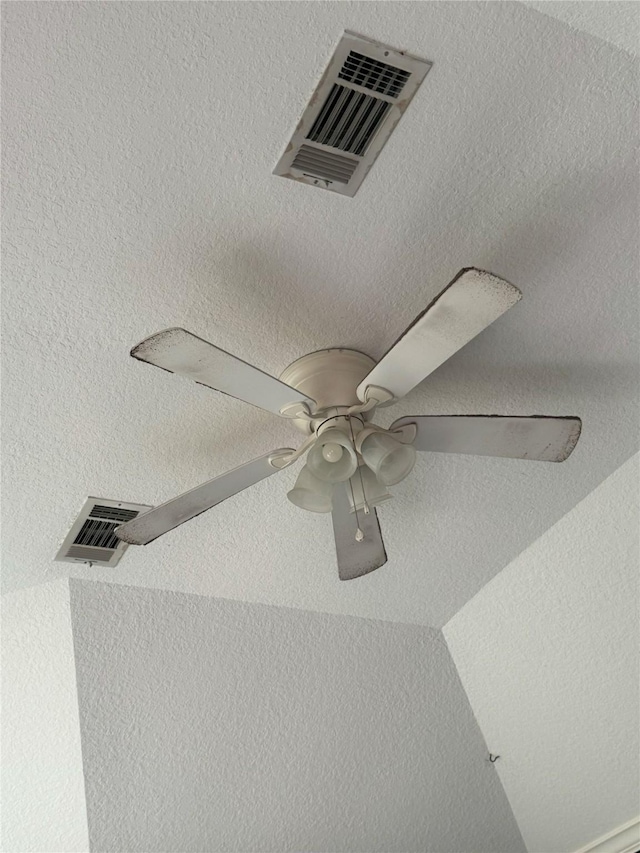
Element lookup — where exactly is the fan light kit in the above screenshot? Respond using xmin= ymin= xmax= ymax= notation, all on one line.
xmin=106 ymin=267 xmax=581 ymax=580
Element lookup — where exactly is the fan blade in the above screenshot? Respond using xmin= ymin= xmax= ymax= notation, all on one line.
xmin=131 ymin=328 xmax=315 ymax=417
xmin=357 ymin=268 xmax=521 ymax=403
xmin=391 ymin=415 xmax=582 ymax=462
xmin=115 ymin=449 xmax=294 ymax=545
xmin=331 ymin=483 xmax=387 ymax=580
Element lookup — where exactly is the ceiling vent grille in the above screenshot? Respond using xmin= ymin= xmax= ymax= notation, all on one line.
xmin=291 ymin=145 xmax=359 ymax=184
xmin=338 ymin=51 xmax=411 ymax=98
xmin=87 ymin=504 xmax=139 ymax=522
xmin=306 ymin=85 xmax=392 ymax=156
xmin=274 ymin=31 xmax=431 ymax=197
xmin=55 ymin=497 xmax=152 ymax=567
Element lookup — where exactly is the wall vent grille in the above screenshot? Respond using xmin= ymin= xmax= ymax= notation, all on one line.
xmin=274 ymin=31 xmax=431 ymax=197
xmin=55 ymin=497 xmax=152 ymax=567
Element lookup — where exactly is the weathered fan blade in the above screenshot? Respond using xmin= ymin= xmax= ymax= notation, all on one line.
xmin=331 ymin=483 xmax=387 ymax=581
xmin=131 ymin=328 xmax=315 ymax=417
xmin=391 ymin=415 xmax=582 ymax=462
xmin=357 ymin=268 xmax=521 ymax=403
xmin=115 ymin=450 xmax=294 ymax=545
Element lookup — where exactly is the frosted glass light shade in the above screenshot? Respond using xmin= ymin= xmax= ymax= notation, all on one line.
xmin=307 ymin=429 xmax=358 ymax=483
xmin=360 ymin=432 xmax=416 ymax=486
xmin=287 ymin=465 xmax=334 ymax=513
xmin=348 ymin=466 xmax=391 ymax=513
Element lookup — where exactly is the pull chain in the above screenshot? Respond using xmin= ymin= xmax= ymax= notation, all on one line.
xmin=347 ymin=475 xmax=364 ymax=542
xmin=347 ymin=416 xmax=367 ymax=541
xmin=348 ymin=413 xmax=370 ymax=513
xmin=357 ymin=463 xmax=370 ymax=515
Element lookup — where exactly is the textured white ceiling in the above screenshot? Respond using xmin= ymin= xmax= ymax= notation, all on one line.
xmin=3 ymin=1 xmax=638 ymax=627
xmin=523 ymin=1 xmax=640 ymax=57
xmin=444 ymin=454 xmax=640 ymax=852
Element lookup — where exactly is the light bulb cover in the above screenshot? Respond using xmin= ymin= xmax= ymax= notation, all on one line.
xmin=359 ymin=431 xmax=416 ymax=486
xmin=287 ymin=464 xmax=334 ymax=513
xmin=322 ymin=443 xmax=344 ymax=463
xmin=307 ymin=429 xmax=358 ymax=483
xmin=347 ymin=466 xmax=392 ymax=513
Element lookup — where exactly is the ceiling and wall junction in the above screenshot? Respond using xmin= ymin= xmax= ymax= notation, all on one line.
xmin=2 ymin=3 xmax=638 ymax=852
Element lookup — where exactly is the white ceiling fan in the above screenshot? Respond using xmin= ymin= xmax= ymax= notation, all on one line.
xmin=114 ymin=267 xmax=581 ymax=580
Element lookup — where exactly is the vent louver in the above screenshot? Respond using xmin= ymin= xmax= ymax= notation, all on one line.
xmin=307 ymin=85 xmax=392 ymax=156
xmin=74 ymin=518 xmax=123 ymax=550
xmin=66 ymin=544 xmax=115 ymax=562
xmin=88 ymin=505 xmax=139 ymax=523
xmin=338 ymin=51 xmax=411 ymax=98
xmin=55 ymin=497 xmax=152 ymax=567
xmin=291 ymin=145 xmax=359 ymax=184
xmin=274 ymin=31 xmax=431 ymax=197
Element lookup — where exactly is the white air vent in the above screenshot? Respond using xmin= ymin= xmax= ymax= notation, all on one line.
xmin=306 ymin=85 xmax=392 ymax=156
xmin=291 ymin=145 xmax=359 ymax=184
xmin=55 ymin=497 xmax=152 ymax=567
xmin=274 ymin=32 xmax=431 ymax=197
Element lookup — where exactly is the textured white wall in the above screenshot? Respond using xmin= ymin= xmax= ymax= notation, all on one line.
xmin=1 ymin=581 xmax=89 ymax=853
xmin=444 ymin=455 xmax=640 ymax=853
xmin=69 ymin=579 xmax=525 ymax=853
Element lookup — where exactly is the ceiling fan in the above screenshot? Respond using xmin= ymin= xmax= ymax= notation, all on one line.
xmin=114 ymin=267 xmax=581 ymax=580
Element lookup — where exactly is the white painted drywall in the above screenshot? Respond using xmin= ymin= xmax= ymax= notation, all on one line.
xmin=444 ymin=455 xmax=640 ymax=853
xmin=1 ymin=580 xmax=89 ymax=853
xmin=69 ymin=579 xmax=525 ymax=853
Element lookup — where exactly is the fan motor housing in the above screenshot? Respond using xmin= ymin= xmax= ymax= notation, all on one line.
xmin=279 ymin=348 xmax=376 ymax=433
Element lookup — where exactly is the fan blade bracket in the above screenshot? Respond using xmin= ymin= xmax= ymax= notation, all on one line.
xmin=391 ymin=422 xmax=417 ymax=444
xmin=268 ymin=449 xmax=297 ymax=469
xmin=361 ymin=385 xmax=396 ymax=407
xmin=269 ymin=433 xmax=318 ymax=469
xmin=279 ymin=401 xmax=314 ymax=420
